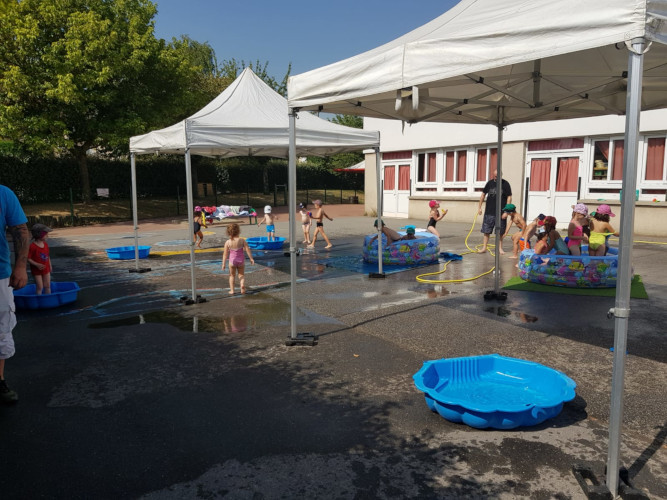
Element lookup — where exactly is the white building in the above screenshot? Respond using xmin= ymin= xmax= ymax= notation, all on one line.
xmin=363 ymin=109 xmax=667 ymax=236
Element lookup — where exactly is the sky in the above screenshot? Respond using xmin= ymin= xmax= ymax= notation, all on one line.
xmin=153 ymin=0 xmax=460 ymax=78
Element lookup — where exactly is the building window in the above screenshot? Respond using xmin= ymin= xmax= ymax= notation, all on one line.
xmin=645 ymin=137 xmax=666 ymax=181
xmin=591 ymin=139 xmax=624 ymax=182
xmin=443 ymin=149 xmax=468 ymax=192
xmin=475 ymin=147 xmax=497 ymax=184
xmin=415 ymin=152 xmax=437 ymax=192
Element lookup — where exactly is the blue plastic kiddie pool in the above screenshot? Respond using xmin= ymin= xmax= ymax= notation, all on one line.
xmin=105 ymin=245 xmax=151 ymax=260
xmin=413 ymin=354 xmax=576 ymax=429
xmin=13 ymin=282 xmax=81 ymax=310
xmin=246 ymin=237 xmax=286 ymax=250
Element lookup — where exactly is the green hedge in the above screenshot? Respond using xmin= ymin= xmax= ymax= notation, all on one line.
xmin=0 ymin=154 xmax=363 ymax=203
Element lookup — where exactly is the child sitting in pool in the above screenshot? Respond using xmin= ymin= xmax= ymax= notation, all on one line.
xmin=567 ymin=203 xmax=589 ymax=256
xmin=543 ymin=216 xmax=569 ymax=255
xmin=368 ymin=220 xmax=417 ymax=245
xmin=222 ymin=223 xmax=255 ymax=295
xmin=257 ymin=205 xmax=277 ymax=241
xmin=522 ymin=213 xmax=545 ymax=248
xmin=588 ymin=204 xmax=619 ymax=256
xmin=533 ymin=226 xmax=549 ymax=255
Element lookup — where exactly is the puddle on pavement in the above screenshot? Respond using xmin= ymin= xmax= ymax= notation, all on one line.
xmin=88 ymin=299 xmax=340 ymax=334
xmin=484 ymin=306 xmax=538 ymax=323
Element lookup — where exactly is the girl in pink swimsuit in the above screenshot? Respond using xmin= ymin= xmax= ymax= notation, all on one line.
xmin=222 ymin=223 xmax=255 ymax=295
xmin=567 ymin=203 xmax=589 ymax=256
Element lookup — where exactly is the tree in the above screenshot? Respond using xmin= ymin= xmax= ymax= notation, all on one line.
xmin=218 ymin=58 xmax=290 ymax=97
xmin=308 ymin=114 xmax=365 ymax=171
xmin=0 ymin=0 xmax=202 ymax=200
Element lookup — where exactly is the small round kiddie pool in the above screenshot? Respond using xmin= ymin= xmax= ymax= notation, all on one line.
xmin=246 ymin=236 xmax=286 ymax=250
xmin=13 ymin=282 xmax=81 ymax=310
xmin=363 ymin=231 xmax=440 ymax=265
xmin=413 ymin=354 xmax=576 ymax=429
xmin=106 ymin=245 xmax=151 ymax=260
xmin=518 ymin=246 xmax=619 ymax=288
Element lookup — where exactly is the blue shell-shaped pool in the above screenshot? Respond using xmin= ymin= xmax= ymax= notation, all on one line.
xmin=106 ymin=245 xmax=151 ymax=260
xmin=413 ymin=354 xmax=576 ymax=429
xmin=13 ymin=282 xmax=81 ymax=310
xmin=246 ymin=237 xmax=286 ymax=250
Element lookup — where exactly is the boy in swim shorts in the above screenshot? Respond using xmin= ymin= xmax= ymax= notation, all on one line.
xmin=257 ymin=205 xmax=277 ymax=241
xmin=307 ymin=199 xmax=333 ymax=249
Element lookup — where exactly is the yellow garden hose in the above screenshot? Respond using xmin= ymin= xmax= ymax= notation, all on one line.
xmin=416 ymin=212 xmax=497 ymax=284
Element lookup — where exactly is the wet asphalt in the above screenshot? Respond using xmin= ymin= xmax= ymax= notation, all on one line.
xmin=1 ymin=212 xmax=665 ymax=499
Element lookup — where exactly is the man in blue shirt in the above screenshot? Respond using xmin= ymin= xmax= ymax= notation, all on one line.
xmin=0 ymin=185 xmax=29 ymax=404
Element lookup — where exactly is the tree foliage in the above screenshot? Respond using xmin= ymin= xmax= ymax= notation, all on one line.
xmin=0 ymin=0 xmax=202 ymax=199
xmin=307 ymin=114 xmax=366 ymax=171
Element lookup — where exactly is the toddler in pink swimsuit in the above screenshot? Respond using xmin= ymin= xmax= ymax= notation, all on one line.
xmin=222 ymin=223 xmax=255 ymax=294
xmin=567 ymin=203 xmax=589 ymax=256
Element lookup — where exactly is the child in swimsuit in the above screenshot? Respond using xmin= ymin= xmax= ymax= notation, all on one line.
xmin=222 ymin=223 xmax=255 ymax=295
xmin=588 ymin=204 xmax=619 ymax=256
xmin=522 ymin=213 xmax=545 ymax=249
xmin=368 ymin=219 xmax=417 ymax=245
xmin=308 ymin=199 xmax=333 ymax=249
xmin=567 ymin=203 xmax=589 ymax=256
xmin=533 ymin=226 xmax=549 ymax=255
xmin=500 ymin=203 xmax=528 ymax=259
xmin=298 ymin=202 xmax=312 ymax=244
xmin=27 ymin=223 xmax=53 ymax=295
xmin=426 ymin=200 xmax=447 ymax=238
xmin=542 ymin=216 xmax=569 ymax=255
xmin=257 ymin=205 xmax=277 ymax=241
xmin=193 ymin=210 xmax=204 ymax=248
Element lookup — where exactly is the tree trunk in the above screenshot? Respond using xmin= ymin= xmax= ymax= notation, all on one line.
xmin=76 ymin=151 xmax=91 ymax=202
xmin=262 ymin=164 xmax=269 ymax=195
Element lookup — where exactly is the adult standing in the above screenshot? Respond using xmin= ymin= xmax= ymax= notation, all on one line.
xmin=0 ymin=185 xmax=29 ymax=404
xmin=477 ymin=169 xmax=512 ymax=254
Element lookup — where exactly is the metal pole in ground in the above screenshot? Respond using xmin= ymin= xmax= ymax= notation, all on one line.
xmin=606 ymin=37 xmax=644 ymax=497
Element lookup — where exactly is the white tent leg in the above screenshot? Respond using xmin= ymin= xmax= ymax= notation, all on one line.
xmin=373 ymin=146 xmax=384 ymax=277
xmin=289 ymin=110 xmax=298 ymax=340
xmin=494 ymin=108 xmax=504 ymax=295
xmin=286 ymin=109 xmax=317 ymax=346
xmin=606 ymin=37 xmax=644 ymax=497
xmin=184 ymin=149 xmax=198 ymax=302
xmin=131 ymin=153 xmax=140 ymax=270
xmin=129 ymin=153 xmax=150 ymax=274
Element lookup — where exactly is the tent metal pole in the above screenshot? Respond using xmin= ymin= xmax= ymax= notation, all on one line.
xmin=375 ymin=146 xmax=383 ymax=276
xmin=606 ymin=37 xmax=644 ymax=497
xmin=286 ymin=109 xmax=317 ymax=346
xmin=288 ymin=109 xmax=298 ymax=340
xmin=129 ymin=153 xmax=150 ymax=274
xmin=494 ymin=108 xmax=504 ymax=294
xmin=130 ymin=153 xmax=140 ymax=270
xmin=184 ymin=148 xmax=197 ymax=302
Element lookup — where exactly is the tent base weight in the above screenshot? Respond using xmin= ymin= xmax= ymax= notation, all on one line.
xmin=572 ymin=464 xmax=649 ymax=500
xmin=180 ymin=295 xmax=206 ymax=305
xmin=484 ymin=290 xmax=507 ymax=301
xmin=368 ymin=272 xmax=386 ymax=279
xmin=285 ymin=333 xmax=318 ymax=346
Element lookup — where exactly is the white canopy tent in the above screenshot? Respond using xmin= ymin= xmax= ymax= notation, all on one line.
xmin=129 ymin=67 xmax=379 ymax=305
xmin=288 ymin=0 xmax=667 ymax=495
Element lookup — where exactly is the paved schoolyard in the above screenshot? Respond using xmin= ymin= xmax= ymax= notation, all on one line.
xmin=1 ymin=206 xmax=665 ymax=499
